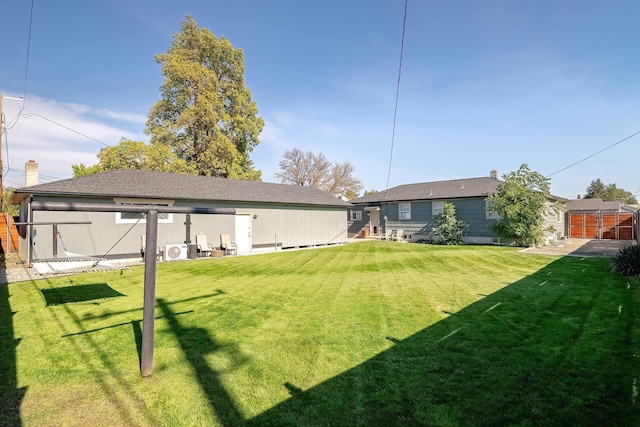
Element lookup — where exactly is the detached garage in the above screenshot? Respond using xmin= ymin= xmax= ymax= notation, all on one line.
xmin=566 ymin=198 xmax=636 ymax=240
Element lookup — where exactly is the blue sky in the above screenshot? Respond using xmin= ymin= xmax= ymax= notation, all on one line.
xmin=2 ymin=1 xmax=639 ymax=199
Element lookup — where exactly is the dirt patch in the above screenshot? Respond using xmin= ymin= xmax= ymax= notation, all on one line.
xmin=521 ymin=238 xmax=635 ymax=258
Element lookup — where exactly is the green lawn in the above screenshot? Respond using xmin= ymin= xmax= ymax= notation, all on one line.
xmin=1 ymin=242 xmax=639 ymax=426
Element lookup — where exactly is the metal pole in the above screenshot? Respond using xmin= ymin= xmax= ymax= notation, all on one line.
xmin=53 ymin=224 xmax=58 ymax=256
xmin=141 ymin=209 xmax=158 ymax=377
xmin=184 ymin=213 xmax=191 ymax=244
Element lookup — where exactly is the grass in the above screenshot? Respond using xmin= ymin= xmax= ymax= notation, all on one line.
xmin=1 ymin=241 xmax=639 ymax=426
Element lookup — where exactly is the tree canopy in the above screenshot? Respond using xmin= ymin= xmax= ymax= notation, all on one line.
xmin=487 ymin=164 xmax=552 ymax=246
xmin=275 ymin=148 xmax=363 ymax=199
xmin=145 ymin=15 xmax=264 ymax=181
xmin=72 ymin=139 xmax=194 ymax=177
xmin=584 ymin=178 xmax=637 ymax=204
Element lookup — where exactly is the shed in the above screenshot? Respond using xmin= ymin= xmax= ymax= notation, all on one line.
xmin=566 ymin=198 xmax=636 ymax=240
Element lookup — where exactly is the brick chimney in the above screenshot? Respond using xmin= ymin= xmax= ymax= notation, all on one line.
xmin=490 ymin=169 xmax=498 ymax=179
xmin=25 ymin=160 xmax=38 ymax=186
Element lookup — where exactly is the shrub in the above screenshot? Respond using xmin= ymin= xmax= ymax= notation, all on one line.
xmin=610 ymin=244 xmax=640 ymax=276
xmin=433 ymin=202 xmax=467 ymax=245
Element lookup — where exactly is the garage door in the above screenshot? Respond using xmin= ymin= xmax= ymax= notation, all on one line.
xmin=570 ymin=212 xmax=634 ymax=240
xmin=570 ymin=213 xmax=598 ymax=238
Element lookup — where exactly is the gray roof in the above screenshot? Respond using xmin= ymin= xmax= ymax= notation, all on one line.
xmin=566 ymin=198 xmax=625 ymax=212
xmin=13 ymin=169 xmax=350 ymax=208
xmin=352 ymin=177 xmax=503 ymax=204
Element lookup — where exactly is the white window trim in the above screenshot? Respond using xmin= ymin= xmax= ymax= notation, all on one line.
xmin=432 ymin=201 xmax=444 ymax=216
xmin=114 ymin=198 xmax=175 ymax=224
xmin=351 ymin=210 xmax=363 ymax=221
xmin=399 ymin=202 xmax=411 ymax=220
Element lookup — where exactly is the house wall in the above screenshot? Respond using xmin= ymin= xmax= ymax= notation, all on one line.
xmin=377 ymin=197 xmax=498 ymax=243
xmin=542 ymin=201 xmax=565 ymax=241
xmin=21 ymin=195 xmax=347 ymax=261
xmin=347 ymin=206 xmax=368 ymax=238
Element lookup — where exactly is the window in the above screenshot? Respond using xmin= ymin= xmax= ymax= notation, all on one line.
xmin=114 ymin=198 xmax=175 ymax=224
xmin=350 ymin=210 xmax=363 ymax=221
xmin=432 ymin=201 xmax=444 ymax=216
xmin=399 ymin=202 xmax=411 ymax=220
xmin=486 ymin=200 xmax=500 ymax=219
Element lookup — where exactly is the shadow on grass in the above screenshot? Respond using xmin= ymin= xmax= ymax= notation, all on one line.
xmin=0 ymin=284 xmax=27 ymax=426
xmin=41 ymin=283 xmax=126 ymax=306
xmin=247 ymin=256 xmax=640 ymax=426
xmin=157 ymin=298 xmax=250 ymax=426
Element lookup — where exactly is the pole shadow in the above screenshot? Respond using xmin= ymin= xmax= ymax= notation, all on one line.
xmin=247 ymin=256 xmax=640 ymax=426
xmin=157 ymin=298 xmax=249 ymax=426
xmin=0 ymin=284 xmax=27 ymax=426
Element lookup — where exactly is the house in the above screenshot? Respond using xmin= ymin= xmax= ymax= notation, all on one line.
xmin=349 ymin=170 xmax=565 ymax=244
xmin=11 ymin=169 xmax=350 ymax=263
xmin=566 ymin=198 xmax=637 ymax=240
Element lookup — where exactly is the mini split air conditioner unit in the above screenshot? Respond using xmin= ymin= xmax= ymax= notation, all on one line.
xmin=163 ymin=244 xmax=188 ymax=261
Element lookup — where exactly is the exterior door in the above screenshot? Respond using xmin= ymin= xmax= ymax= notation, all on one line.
xmin=369 ymin=210 xmax=380 ymax=236
xmin=235 ymin=214 xmax=252 ymax=255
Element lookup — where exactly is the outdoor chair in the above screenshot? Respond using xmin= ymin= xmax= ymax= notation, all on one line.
xmin=391 ymin=229 xmax=404 ymax=241
xmin=196 ymin=233 xmax=214 ymax=257
xmin=141 ymin=235 xmax=160 ymax=261
xmin=379 ymin=229 xmax=392 ymax=240
xmin=220 ymin=234 xmax=237 ymax=256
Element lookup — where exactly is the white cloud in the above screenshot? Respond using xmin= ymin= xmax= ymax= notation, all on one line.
xmin=2 ymin=93 xmax=146 ymax=184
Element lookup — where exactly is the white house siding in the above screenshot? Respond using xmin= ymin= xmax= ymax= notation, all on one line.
xmin=21 ymin=196 xmax=347 ymax=261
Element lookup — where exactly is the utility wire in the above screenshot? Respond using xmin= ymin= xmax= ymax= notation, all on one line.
xmin=385 ymin=0 xmax=408 ymax=190
xmin=546 ymin=130 xmax=640 ymax=178
xmin=21 ymin=110 xmax=111 ymax=146
xmin=22 ymin=0 xmax=35 ymax=106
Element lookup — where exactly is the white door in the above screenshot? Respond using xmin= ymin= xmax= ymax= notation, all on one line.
xmin=235 ymin=214 xmax=252 ymax=255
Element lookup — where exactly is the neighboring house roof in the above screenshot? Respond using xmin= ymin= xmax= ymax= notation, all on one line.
xmin=352 ymin=177 xmax=503 ymax=204
xmin=566 ymin=198 xmax=632 ymax=212
xmin=12 ymin=169 xmax=351 ymax=208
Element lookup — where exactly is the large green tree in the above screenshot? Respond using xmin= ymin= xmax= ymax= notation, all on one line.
xmin=72 ymin=139 xmax=194 ymax=177
xmin=584 ymin=178 xmax=637 ymax=204
xmin=146 ymin=15 xmax=264 ymax=181
xmin=487 ymin=164 xmax=552 ymax=246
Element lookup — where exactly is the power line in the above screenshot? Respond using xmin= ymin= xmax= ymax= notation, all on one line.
xmin=22 ymin=0 xmax=35 ymax=106
xmin=385 ymin=0 xmax=408 ymax=190
xmin=20 ymin=110 xmax=111 ymax=146
xmin=546 ymin=130 xmax=640 ymax=178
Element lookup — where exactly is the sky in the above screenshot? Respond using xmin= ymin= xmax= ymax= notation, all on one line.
xmin=2 ymin=0 xmax=639 ymax=199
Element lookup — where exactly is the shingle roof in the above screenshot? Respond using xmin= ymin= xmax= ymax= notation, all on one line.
xmin=352 ymin=177 xmax=503 ymax=204
xmin=566 ymin=198 xmax=623 ymax=212
xmin=13 ymin=169 xmax=350 ymax=207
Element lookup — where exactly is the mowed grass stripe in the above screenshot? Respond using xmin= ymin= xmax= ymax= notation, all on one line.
xmin=2 ymin=241 xmax=639 ymax=426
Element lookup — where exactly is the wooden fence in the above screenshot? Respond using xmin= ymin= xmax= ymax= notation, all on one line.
xmin=0 ymin=213 xmax=19 ymax=253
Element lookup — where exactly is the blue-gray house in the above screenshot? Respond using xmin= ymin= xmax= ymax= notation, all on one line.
xmin=349 ymin=170 xmax=565 ymax=244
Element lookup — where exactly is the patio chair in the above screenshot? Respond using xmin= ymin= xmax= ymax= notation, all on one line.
xmin=141 ymin=235 xmax=160 ymax=261
xmin=391 ymin=229 xmax=404 ymax=241
xmin=379 ymin=229 xmax=392 ymax=240
xmin=196 ymin=233 xmax=214 ymax=257
xmin=220 ymin=234 xmax=237 ymax=256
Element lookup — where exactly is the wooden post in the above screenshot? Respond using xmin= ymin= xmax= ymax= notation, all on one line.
xmin=141 ymin=209 xmax=158 ymax=377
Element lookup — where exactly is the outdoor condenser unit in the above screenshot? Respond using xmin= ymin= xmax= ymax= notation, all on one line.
xmin=163 ymin=244 xmax=188 ymax=261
